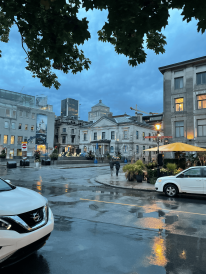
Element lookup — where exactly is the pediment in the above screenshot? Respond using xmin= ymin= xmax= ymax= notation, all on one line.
xmin=92 ymin=117 xmax=116 ymax=127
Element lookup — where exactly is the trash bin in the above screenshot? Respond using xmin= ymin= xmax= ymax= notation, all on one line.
xmin=42 ymin=159 xmax=51 ymax=165
xmin=7 ymin=161 xmax=17 ymax=168
xmin=20 ymin=160 xmax=30 ymax=166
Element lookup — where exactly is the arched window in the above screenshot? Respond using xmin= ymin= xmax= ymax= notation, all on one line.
xmin=110 ymin=146 xmax=114 ymax=153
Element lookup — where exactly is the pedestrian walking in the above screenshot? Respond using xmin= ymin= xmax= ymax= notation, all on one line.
xmin=115 ymin=161 xmax=120 ymax=176
xmin=109 ymin=159 xmax=114 ymax=176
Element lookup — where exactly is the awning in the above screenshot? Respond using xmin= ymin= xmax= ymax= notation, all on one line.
xmin=144 ymin=142 xmax=206 ymax=152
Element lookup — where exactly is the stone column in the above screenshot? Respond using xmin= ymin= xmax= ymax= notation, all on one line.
xmin=102 ymin=144 xmax=104 ymax=155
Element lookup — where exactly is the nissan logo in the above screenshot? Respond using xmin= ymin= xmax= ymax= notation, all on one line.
xmin=31 ymin=212 xmax=41 ymax=223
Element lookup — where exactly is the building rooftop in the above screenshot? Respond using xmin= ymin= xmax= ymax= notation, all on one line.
xmin=159 ymin=56 xmax=206 ymax=74
xmin=92 ymin=100 xmax=108 ymax=108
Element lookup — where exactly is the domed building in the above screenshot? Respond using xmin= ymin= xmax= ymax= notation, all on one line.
xmin=88 ymin=100 xmax=113 ymax=122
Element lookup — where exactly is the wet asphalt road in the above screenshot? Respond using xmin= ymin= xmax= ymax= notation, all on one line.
xmin=1 ymin=165 xmax=206 ymax=274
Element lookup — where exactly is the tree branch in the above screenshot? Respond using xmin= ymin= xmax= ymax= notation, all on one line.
xmin=14 ymin=18 xmax=29 ymax=58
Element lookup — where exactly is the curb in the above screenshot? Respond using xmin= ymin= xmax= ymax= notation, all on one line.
xmin=94 ymin=178 xmax=156 ymax=192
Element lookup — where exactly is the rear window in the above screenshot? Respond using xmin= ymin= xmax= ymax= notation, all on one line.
xmin=204 ymin=169 xmax=206 ymax=177
xmin=0 ymin=179 xmax=13 ymax=191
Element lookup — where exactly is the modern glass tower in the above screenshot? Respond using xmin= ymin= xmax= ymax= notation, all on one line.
xmin=61 ymin=98 xmax=79 ymax=119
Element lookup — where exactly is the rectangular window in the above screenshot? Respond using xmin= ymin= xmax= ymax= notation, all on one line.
xmin=84 ymin=133 xmax=87 ymax=141
xmin=18 ymin=136 xmax=23 ymax=144
xmin=3 ymin=135 xmax=8 ymax=144
xmin=31 ymin=125 xmax=34 ymax=131
xmin=136 ymin=145 xmax=139 ymax=154
xmin=19 ymin=123 xmax=22 ymax=129
xmin=102 ymin=132 xmax=106 ymax=139
xmin=175 ymin=98 xmax=184 ymax=111
xmin=63 ymin=128 xmax=66 ymax=132
xmin=143 ymin=132 xmax=145 ymax=140
xmin=94 ymin=132 xmax=97 ymax=140
xmin=32 ymin=113 xmax=35 ymax=119
xmin=123 ymin=131 xmax=128 ymax=139
xmin=71 ymin=129 xmax=74 ymax=134
xmin=62 ymin=136 xmax=66 ymax=144
xmin=143 ymin=145 xmax=145 ymax=155
xmin=197 ymin=119 xmax=206 ymax=136
xmin=4 ymin=121 xmax=9 ymax=129
xmin=149 ymin=133 xmax=151 ymax=141
xmin=26 ymin=112 xmax=29 ymax=118
xmin=11 ymin=122 xmax=15 ymax=130
xmin=13 ymin=110 xmax=16 ymax=117
xmin=197 ymin=72 xmax=206 ymax=85
xmin=19 ymin=111 xmax=23 ymax=117
xmin=174 ymin=77 xmax=183 ymax=89
xmin=197 ymin=94 xmax=206 ymax=109
xmin=111 ymin=131 xmax=115 ymax=140
xmin=10 ymin=136 xmax=15 ymax=144
xmin=25 ymin=124 xmax=28 ymax=130
xmin=24 ymin=137 xmax=27 ymax=142
xmin=136 ymin=131 xmax=139 ymax=139
xmin=175 ymin=121 xmax=184 ymax=137
xmin=6 ymin=109 xmax=10 ymax=117
xmin=110 ymin=146 xmax=114 ymax=153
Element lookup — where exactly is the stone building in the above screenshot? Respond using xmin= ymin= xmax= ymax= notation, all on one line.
xmin=79 ymin=113 xmax=160 ymax=162
xmin=54 ymin=116 xmax=90 ymax=154
xmin=0 ymin=89 xmax=55 ymax=158
xmin=159 ymin=56 xmax=206 ymax=149
xmin=88 ymin=100 xmax=113 ymax=122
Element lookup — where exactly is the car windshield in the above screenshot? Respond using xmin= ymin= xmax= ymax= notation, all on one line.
xmin=0 ymin=179 xmax=13 ymax=191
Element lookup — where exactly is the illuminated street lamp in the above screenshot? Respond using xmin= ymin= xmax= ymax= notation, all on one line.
xmin=155 ymin=123 xmax=161 ymax=177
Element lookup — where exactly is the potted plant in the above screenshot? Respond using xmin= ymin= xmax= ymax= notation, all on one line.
xmin=136 ymin=167 xmax=143 ymax=182
xmin=147 ymin=169 xmax=157 ymax=184
xmin=0 ymin=149 xmax=6 ymax=158
xmin=160 ymin=167 xmax=168 ymax=177
xmin=166 ymin=163 xmax=177 ymax=175
xmin=34 ymin=150 xmax=41 ymax=167
xmin=123 ymin=164 xmax=138 ymax=181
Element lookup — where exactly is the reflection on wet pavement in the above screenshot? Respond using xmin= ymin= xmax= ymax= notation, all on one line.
xmin=2 ymin=166 xmax=206 ymax=273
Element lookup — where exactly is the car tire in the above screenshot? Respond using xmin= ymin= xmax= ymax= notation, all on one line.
xmin=164 ymin=184 xmax=178 ymax=197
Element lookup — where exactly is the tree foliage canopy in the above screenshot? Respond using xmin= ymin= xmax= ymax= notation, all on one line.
xmin=0 ymin=0 xmax=205 ymax=89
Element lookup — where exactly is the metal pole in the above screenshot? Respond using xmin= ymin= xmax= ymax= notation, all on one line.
xmin=157 ymin=135 xmax=160 ymax=177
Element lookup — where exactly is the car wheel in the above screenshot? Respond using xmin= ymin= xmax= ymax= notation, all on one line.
xmin=164 ymin=184 xmax=178 ymax=197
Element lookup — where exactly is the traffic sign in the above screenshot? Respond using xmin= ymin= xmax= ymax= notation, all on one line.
xmin=21 ymin=142 xmax=27 ymax=151
xmin=145 ymin=136 xmax=172 ymax=139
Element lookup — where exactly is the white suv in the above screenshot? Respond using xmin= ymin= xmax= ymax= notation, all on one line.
xmin=155 ymin=166 xmax=206 ymax=197
xmin=0 ymin=178 xmax=54 ymax=268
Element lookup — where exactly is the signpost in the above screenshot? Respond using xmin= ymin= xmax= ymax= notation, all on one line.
xmin=21 ymin=142 xmax=27 ymax=164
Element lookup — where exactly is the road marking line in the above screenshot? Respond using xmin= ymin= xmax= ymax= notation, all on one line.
xmin=80 ymin=198 xmax=206 ymax=216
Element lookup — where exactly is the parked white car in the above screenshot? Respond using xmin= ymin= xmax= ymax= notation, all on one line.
xmin=0 ymin=178 xmax=54 ymax=268
xmin=155 ymin=166 xmax=206 ymax=197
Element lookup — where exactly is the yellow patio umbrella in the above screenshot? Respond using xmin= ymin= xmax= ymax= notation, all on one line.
xmin=144 ymin=142 xmax=206 ymax=152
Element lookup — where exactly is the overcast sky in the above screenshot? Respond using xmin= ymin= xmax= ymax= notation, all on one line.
xmin=0 ymin=8 xmax=206 ymax=120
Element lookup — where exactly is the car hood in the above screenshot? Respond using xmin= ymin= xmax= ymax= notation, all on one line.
xmin=0 ymin=187 xmax=46 ymax=216
xmin=158 ymin=175 xmax=176 ymax=180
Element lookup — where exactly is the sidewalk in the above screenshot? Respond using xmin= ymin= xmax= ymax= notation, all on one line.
xmin=95 ymin=173 xmax=155 ymax=192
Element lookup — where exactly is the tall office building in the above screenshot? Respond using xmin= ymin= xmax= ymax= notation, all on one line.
xmin=61 ymin=98 xmax=79 ymax=119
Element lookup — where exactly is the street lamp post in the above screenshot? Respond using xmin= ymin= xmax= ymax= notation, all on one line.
xmin=155 ymin=123 xmax=161 ymax=177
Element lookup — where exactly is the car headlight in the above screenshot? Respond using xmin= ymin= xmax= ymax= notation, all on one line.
xmin=158 ymin=179 xmax=162 ymax=182
xmin=0 ymin=218 xmax=11 ymax=230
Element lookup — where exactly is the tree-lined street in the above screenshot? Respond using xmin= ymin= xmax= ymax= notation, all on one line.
xmin=1 ymin=165 xmax=206 ymax=273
